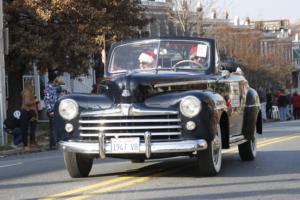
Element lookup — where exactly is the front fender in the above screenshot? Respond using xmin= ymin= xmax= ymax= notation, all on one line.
xmin=57 ymin=94 xmax=113 ymax=111
xmin=145 ymin=90 xmax=226 ymax=142
xmin=54 ymin=94 xmax=113 ymax=141
xmin=242 ymin=88 xmax=261 ymax=140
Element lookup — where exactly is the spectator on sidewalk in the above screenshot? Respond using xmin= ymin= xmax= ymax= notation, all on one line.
xmin=278 ymin=89 xmax=289 ymax=121
xmin=286 ymin=89 xmax=293 ymax=120
xmin=274 ymin=89 xmax=281 ymax=106
xmin=266 ymin=89 xmax=273 ymax=119
xmin=91 ymin=84 xmax=99 ymax=94
xmin=44 ymin=72 xmax=60 ymax=150
xmin=292 ymin=91 xmax=300 ymax=119
xmin=21 ymin=80 xmax=39 ymax=150
xmin=258 ymin=87 xmax=267 ymax=121
xmin=91 ymin=77 xmax=102 ymax=94
xmin=4 ymin=109 xmax=37 ymax=150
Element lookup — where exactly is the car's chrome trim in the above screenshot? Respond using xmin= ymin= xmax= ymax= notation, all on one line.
xmin=79 ymin=105 xmax=181 ymax=139
xmin=98 ymin=132 xmax=105 ymax=159
xmin=214 ymin=106 xmax=227 ymax=110
xmin=230 ymin=135 xmax=244 ymax=143
xmin=79 ymin=125 xmax=181 ymax=131
xmin=60 ymin=139 xmax=208 ymax=156
xmin=81 ymin=104 xmax=178 ymax=117
xmin=79 ymin=118 xmax=181 ymax=124
xmin=145 ymin=131 xmax=151 ymax=158
xmin=80 ymin=131 xmax=182 ymax=137
xmin=229 ymin=135 xmax=247 ymax=147
xmin=154 ymin=80 xmax=216 ymax=88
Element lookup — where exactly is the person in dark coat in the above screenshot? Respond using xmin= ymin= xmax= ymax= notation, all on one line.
xmin=277 ymin=90 xmax=289 ymax=121
xmin=4 ymin=109 xmax=35 ymax=149
xmin=286 ymin=90 xmax=292 ymax=119
xmin=266 ymin=89 xmax=273 ymax=119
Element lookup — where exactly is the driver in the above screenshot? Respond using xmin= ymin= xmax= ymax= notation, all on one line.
xmin=189 ymin=45 xmax=207 ymax=67
xmin=138 ymin=51 xmax=156 ymax=69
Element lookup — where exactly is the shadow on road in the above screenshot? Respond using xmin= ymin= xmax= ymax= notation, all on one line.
xmin=89 ymin=149 xmax=300 ymax=178
xmin=140 ymin=187 xmax=300 ymax=200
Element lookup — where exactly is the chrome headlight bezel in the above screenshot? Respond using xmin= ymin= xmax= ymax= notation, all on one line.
xmin=58 ymin=99 xmax=79 ymax=120
xmin=180 ymin=96 xmax=202 ymax=118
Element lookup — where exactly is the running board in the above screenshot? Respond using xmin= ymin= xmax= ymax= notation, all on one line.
xmin=229 ymin=135 xmax=247 ymax=147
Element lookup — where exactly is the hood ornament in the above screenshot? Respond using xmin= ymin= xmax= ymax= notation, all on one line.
xmin=120 ymin=104 xmax=131 ymax=116
xmin=122 ymin=89 xmax=131 ymax=97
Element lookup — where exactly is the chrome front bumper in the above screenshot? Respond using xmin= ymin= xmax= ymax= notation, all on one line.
xmin=60 ymin=139 xmax=208 ymax=159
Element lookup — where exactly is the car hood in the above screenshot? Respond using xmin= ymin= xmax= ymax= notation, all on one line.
xmin=101 ymin=71 xmax=216 ymax=103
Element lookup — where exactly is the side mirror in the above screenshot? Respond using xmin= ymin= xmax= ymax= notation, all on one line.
xmin=221 ymin=70 xmax=230 ymax=79
xmin=219 ymin=58 xmax=240 ymax=73
xmin=235 ymin=67 xmax=243 ymax=75
xmin=216 ymin=69 xmax=230 ymax=83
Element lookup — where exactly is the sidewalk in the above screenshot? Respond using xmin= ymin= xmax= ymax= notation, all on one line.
xmin=0 ymin=122 xmax=51 ymax=157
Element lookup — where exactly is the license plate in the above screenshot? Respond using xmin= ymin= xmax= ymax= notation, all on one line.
xmin=111 ymin=138 xmax=140 ymax=153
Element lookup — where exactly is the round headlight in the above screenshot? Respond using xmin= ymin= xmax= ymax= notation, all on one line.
xmin=59 ymin=99 xmax=79 ymax=120
xmin=180 ymin=96 xmax=201 ymax=118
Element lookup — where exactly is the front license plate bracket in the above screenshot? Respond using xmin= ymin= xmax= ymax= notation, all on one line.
xmin=111 ymin=137 xmax=140 ymax=153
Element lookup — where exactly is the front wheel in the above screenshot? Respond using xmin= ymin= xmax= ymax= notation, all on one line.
xmin=197 ymin=124 xmax=222 ymax=176
xmin=63 ymin=151 xmax=94 ymax=178
xmin=238 ymin=134 xmax=257 ymax=161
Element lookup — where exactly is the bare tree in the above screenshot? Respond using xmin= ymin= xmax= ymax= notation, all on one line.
xmin=212 ymin=24 xmax=292 ymax=89
xmin=168 ymin=0 xmax=214 ymax=36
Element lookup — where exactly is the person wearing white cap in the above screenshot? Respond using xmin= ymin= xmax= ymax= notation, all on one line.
xmin=138 ymin=51 xmax=156 ymax=69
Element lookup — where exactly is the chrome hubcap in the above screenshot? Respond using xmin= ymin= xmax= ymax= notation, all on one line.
xmin=212 ymin=126 xmax=222 ymax=167
xmin=251 ymin=137 xmax=257 ymax=155
xmin=251 ymin=128 xmax=257 ymax=156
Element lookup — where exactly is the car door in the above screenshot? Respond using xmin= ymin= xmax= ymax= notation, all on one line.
xmin=228 ymin=77 xmax=245 ymax=136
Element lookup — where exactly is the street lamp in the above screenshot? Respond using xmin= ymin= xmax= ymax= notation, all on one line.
xmin=196 ymin=2 xmax=203 ymax=12
xmin=0 ymin=0 xmax=6 ymax=145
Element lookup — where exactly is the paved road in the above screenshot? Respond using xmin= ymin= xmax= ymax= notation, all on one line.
xmin=1 ymin=120 xmax=300 ymax=200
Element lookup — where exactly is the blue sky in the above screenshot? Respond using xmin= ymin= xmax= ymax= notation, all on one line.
xmin=226 ymin=0 xmax=299 ymax=23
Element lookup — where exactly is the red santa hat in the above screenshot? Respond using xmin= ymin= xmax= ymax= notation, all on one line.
xmin=189 ymin=46 xmax=198 ymax=59
xmin=139 ymin=51 xmax=156 ymax=64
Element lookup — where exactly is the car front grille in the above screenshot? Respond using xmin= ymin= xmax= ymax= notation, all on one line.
xmin=79 ymin=107 xmax=182 ymax=142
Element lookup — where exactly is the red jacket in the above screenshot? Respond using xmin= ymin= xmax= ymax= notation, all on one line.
xmin=292 ymin=94 xmax=300 ymax=108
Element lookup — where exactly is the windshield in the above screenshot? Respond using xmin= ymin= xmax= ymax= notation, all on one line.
xmin=109 ymin=40 xmax=211 ymax=73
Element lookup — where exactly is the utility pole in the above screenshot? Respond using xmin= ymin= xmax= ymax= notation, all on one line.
xmin=196 ymin=2 xmax=203 ymax=37
xmin=0 ymin=0 xmax=7 ymax=145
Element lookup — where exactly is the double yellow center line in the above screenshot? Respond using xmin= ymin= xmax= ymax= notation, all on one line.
xmin=42 ymin=164 xmax=191 ymax=200
xmin=223 ymin=133 xmax=300 ymax=154
xmin=42 ymin=133 xmax=300 ymax=200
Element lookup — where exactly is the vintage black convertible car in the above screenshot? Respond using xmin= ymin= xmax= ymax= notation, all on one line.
xmin=55 ymin=37 xmax=262 ymax=178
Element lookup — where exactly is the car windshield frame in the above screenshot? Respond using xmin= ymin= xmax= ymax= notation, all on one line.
xmin=107 ymin=39 xmax=212 ymax=75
